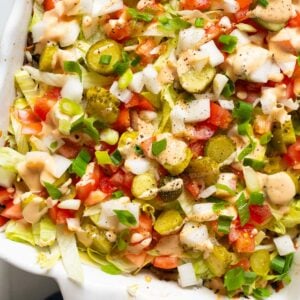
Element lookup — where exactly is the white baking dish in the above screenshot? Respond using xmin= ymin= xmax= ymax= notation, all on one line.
xmin=1 ymin=1 xmax=300 ymax=299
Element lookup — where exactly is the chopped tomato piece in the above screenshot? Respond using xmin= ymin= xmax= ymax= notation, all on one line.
xmin=43 ymin=0 xmax=55 ymax=11
xmin=189 ymin=141 xmax=205 ymax=158
xmin=44 ymin=87 xmax=61 ymax=100
xmin=34 ymin=97 xmax=56 ymax=121
xmin=1 ymin=202 xmax=22 ymax=220
xmin=99 ymin=177 xmax=117 ymax=194
xmin=104 ymin=20 xmax=131 ymax=41
xmin=249 ymin=204 xmax=272 ymax=225
xmin=235 ymin=7 xmax=250 ymax=22
xmin=153 ymin=256 xmax=178 ymax=270
xmin=207 ymin=102 xmax=232 ymax=129
xmin=49 ymin=206 xmax=75 ymax=225
xmin=191 ymin=122 xmax=217 ymax=141
xmin=84 ymin=190 xmax=108 ymax=206
xmin=132 ymin=213 xmax=153 ymax=235
xmin=125 ymin=94 xmax=154 ymax=111
xmin=0 ymin=216 xmax=8 ymax=227
xmin=113 ymin=107 xmax=130 ymax=132
xmin=180 ymin=0 xmax=211 ymax=10
xmin=57 ymin=140 xmax=81 ymax=159
xmin=185 ymin=180 xmax=201 ymax=198
xmin=76 ymin=163 xmax=100 ymax=200
xmin=232 ymin=258 xmax=250 ymax=271
xmin=21 ymin=122 xmax=43 ymax=135
xmin=236 ymin=0 xmax=253 ymax=9
xmin=286 ymin=139 xmax=300 ymax=166
xmin=0 ymin=188 xmax=14 ymax=204
xmin=136 ymin=39 xmax=157 ymax=64
xmin=288 ymin=13 xmax=300 ymax=27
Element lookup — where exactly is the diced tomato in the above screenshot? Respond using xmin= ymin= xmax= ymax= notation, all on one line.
xmin=44 ymin=87 xmax=61 ymax=100
xmin=235 ymin=7 xmax=250 ymax=22
xmin=113 ymin=107 xmax=130 ymax=132
xmin=282 ymin=76 xmax=295 ymax=99
xmin=140 ymin=137 xmax=154 ymax=157
xmin=122 ymin=172 xmax=134 ymax=190
xmin=207 ymin=102 xmax=232 ymax=129
xmin=136 ymin=39 xmax=158 ymax=64
xmin=17 ymin=109 xmax=41 ymax=124
xmin=288 ymin=13 xmax=300 ymax=27
xmin=125 ymin=252 xmax=148 ymax=267
xmin=1 ymin=202 xmax=22 ymax=220
xmin=0 ymin=216 xmax=8 ymax=226
xmin=21 ymin=122 xmax=42 ymax=135
xmin=153 ymin=256 xmax=178 ymax=269
xmin=286 ymin=139 xmax=300 ymax=166
xmin=232 ymin=258 xmax=250 ymax=271
xmin=104 ymin=20 xmax=131 ymax=41
xmin=191 ymin=122 xmax=217 ymax=141
xmin=43 ymin=0 xmax=55 ymax=11
xmin=185 ymin=180 xmax=201 ymax=198
xmin=189 ymin=141 xmax=205 ymax=158
xmin=125 ymin=94 xmax=154 ymax=111
xmin=49 ymin=206 xmax=75 ymax=225
xmin=0 ymin=188 xmax=13 ymax=204
xmin=206 ymin=24 xmax=222 ymax=38
xmin=236 ymin=0 xmax=253 ymax=9
xmin=84 ymin=190 xmax=108 ymax=206
xmin=180 ymin=0 xmax=211 ymax=10
xmin=76 ymin=163 xmax=101 ymax=200
xmin=34 ymin=97 xmax=56 ymax=121
xmin=132 ymin=213 xmax=153 ymax=235
xmin=99 ymin=177 xmax=117 ymax=194
xmin=249 ymin=204 xmax=272 ymax=225
xmin=57 ymin=140 xmax=81 ymax=159
xmin=109 ymin=169 xmax=133 ymax=194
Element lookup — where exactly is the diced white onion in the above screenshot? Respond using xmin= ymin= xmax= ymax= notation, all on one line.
xmin=281 ymin=99 xmax=300 ymax=111
xmin=223 ymin=0 xmax=240 ymax=13
xmin=61 ymin=76 xmax=83 ymax=103
xmin=124 ymin=157 xmax=150 ymax=175
xmin=171 ymin=106 xmax=186 ymax=135
xmin=182 ymin=99 xmax=210 ymax=123
xmin=59 ymin=21 xmax=80 ymax=47
xmin=50 ymin=155 xmax=73 ymax=178
xmin=278 ymin=61 xmax=296 ymax=78
xmin=66 ymin=218 xmax=81 ymax=231
xmin=218 ymin=16 xmax=231 ymax=29
xmin=199 ymin=186 xmax=217 ymax=199
xmin=92 ymin=0 xmax=123 ymax=17
xmin=129 ymin=72 xmax=145 ymax=93
xmin=218 ymin=99 xmax=235 ymax=110
xmin=200 ymin=41 xmax=224 ymax=67
xmin=230 ymin=29 xmax=251 ymax=47
xmin=192 ymin=203 xmax=217 ymax=221
xmin=58 ymin=199 xmax=81 ymax=210
xmin=31 ymin=21 xmax=46 ymax=43
xmin=177 ymin=27 xmax=205 ymax=53
xmin=249 ymin=59 xmax=273 ymax=83
xmin=178 ymin=263 xmax=199 ymax=288
xmin=243 ymin=166 xmax=260 ymax=192
xmin=213 ymin=74 xmax=229 ymax=97
xmin=274 ymin=235 xmax=296 ymax=256
xmin=143 ymin=64 xmax=162 ymax=94
xmin=110 ymin=81 xmax=133 ymax=103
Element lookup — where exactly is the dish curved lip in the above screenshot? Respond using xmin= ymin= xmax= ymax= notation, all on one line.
xmin=1 ymin=1 xmax=300 ymax=300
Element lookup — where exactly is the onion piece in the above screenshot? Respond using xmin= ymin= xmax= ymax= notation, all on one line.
xmin=143 ymin=64 xmax=162 ymax=95
xmin=124 ymin=157 xmax=150 ymax=175
xmin=178 ymin=263 xmax=199 ymax=288
xmin=61 ymin=76 xmax=83 ymax=103
xmin=92 ymin=0 xmax=123 ymax=17
xmin=110 ymin=81 xmax=133 ymax=103
xmin=58 ymin=199 xmax=81 ymax=210
xmin=273 ymin=235 xmax=296 ymax=256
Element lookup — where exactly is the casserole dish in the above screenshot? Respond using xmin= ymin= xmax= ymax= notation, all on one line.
xmin=0 ymin=1 xmax=300 ymax=300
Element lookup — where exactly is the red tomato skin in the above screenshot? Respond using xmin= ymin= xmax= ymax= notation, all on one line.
xmin=1 ymin=202 xmax=22 ymax=220
xmin=43 ymin=0 xmax=55 ymax=11
xmin=0 ymin=216 xmax=8 ymax=226
xmin=288 ymin=13 xmax=300 ymax=27
xmin=180 ymin=0 xmax=211 ymax=10
xmin=49 ymin=206 xmax=75 ymax=225
xmin=189 ymin=141 xmax=205 ymax=158
xmin=185 ymin=180 xmax=201 ymax=198
xmin=125 ymin=94 xmax=154 ymax=111
xmin=207 ymin=103 xmax=232 ymax=129
xmin=249 ymin=204 xmax=272 ymax=225
xmin=113 ymin=107 xmax=130 ymax=132
xmin=99 ymin=177 xmax=117 ymax=194
xmin=0 ymin=188 xmax=13 ymax=204
xmin=286 ymin=139 xmax=300 ymax=166
xmin=34 ymin=98 xmax=56 ymax=121
xmin=191 ymin=122 xmax=217 ymax=141
xmin=153 ymin=256 xmax=178 ymax=270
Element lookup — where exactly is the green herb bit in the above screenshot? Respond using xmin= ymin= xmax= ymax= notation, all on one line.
xmin=217 ymin=215 xmax=233 ymax=234
xmin=195 ymin=17 xmax=204 ymax=28
xmin=249 ymin=191 xmax=264 ymax=205
xmin=134 ymin=145 xmax=144 ymax=156
xmin=113 ymin=209 xmax=137 ymax=227
xmin=236 ymin=193 xmax=249 ymax=226
xmin=112 ymin=190 xmax=124 ymax=199
xmin=63 ymin=61 xmax=82 ymax=80
xmin=100 ymin=55 xmax=112 ymax=65
xmin=71 ymin=149 xmax=91 ymax=177
xmin=44 ymin=182 xmax=62 ymax=200
xmin=152 ymin=138 xmax=167 ymax=156
xmin=243 ymin=158 xmax=265 ymax=171
xmin=258 ymin=0 xmax=269 ymax=7
xmin=221 ymin=79 xmax=235 ymax=97
xmin=218 ymin=34 xmax=238 ymax=53
xmin=110 ymin=149 xmax=122 ymax=165
xmin=127 ymin=8 xmax=154 ymax=22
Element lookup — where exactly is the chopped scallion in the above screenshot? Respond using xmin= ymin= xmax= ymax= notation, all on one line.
xmin=113 ymin=209 xmax=137 ymax=227
xmin=258 ymin=0 xmax=269 ymax=7
xmin=236 ymin=193 xmax=249 ymax=226
xmin=194 ymin=17 xmax=204 ymax=28
xmin=249 ymin=192 xmax=264 ymax=205
xmin=218 ymin=34 xmax=238 ymax=53
xmin=95 ymin=150 xmax=112 ymax=165
xmin=63 ymin=61 xmax=82 ymax=80
xmin=71 ymin=149 xmax=91 ymax=177
xmin=127 ymin=8 xmax=154 ymax=22
xmin=152 ymin=138 xmax=167 ymax=156
xmin=44 ymin=182 xmax=62 ymax=200
xmin=112 ymin=190 xmax=124 ymax=199
xmin=243 ymin=158 xmax=265 ymax=171
xmin=110 ymin=149 xmax=122 ymax=165
xmin=217 ymin=215 xmax=233 ymax=234
xmin=99 ymin=55 xmax=112 ymax=65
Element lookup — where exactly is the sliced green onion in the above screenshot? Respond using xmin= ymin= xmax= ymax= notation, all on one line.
xmin=194 ymin=17 xmax=204 ymax=28
xmin=114 ymin=61 xmax=130 ymax=76
xmin=134 ymin=145 xmax=144 ymax=156
xmin=244 ymin=271 xmax=257 ymax=285
xmin=127 ymin=8 xmax=154 ymax=22
xmin=233 ymin=101 xmax=253 ymax=123
xmin=110 ymin=149 xmax=122 ymax=165
xmin=215 ymin=183 xmax=236 ymax=196
xmin=221 ymin=79 xmax=235 ymax=98
xmin=99 ymin=55 xmax=112 ymax=65
xmin=258 ymin=0 xmax=269 ymax=7
xmin=100 ymin=128 xmax=119 ymax=145
xmin=100 ymin=263 xmax=122 ymax=275
xmin=212 ymin=199 xmax=229 ymax=213
xmin=283 ymin=253 xmax=294 ymax=273
xmin=71 ymin=149 xmax=91 ymax=177
xmin=131 ymin=56 xmax=141 ymax=67
xmin=63 ymin=61 xmax=82 ymax=80
xmin=243 ymin=158 xmax=265 ymax=171
xmin=224 ymin=267 xmax=245 ymax=291
xmin=260 ymin=132 xmax=272 ymax=145
xmin=249 ymin=191 xmax=264 ymax=205
xmin=95 ymin=150 xmax=112 ymax=165
xmin=83 ymin=118 xmax=100 ymax=142
xmin=116 ymin=229 xmax=129 ymax=251
xmin=238 ymin=122 xmax=251 ymax=136
xmin=44 ymin=182 xmax=62 ymax=200
xmin=152 ymin=138 xmax=167 ymax=156
xmin=59 ymin=98 xmax=83 ymax=116
xmin=112 ymin=190 xmax=124 ymax=199
xmin=253 ymin=288 xmax=271 ymax=300
xmin=113 ymin=209 xmax=137 ymax=227
xmin=297 ymin=56 xmax=300 ymax=66
xmin=118 ymin=68 xmax=133 ymax=90
xmin=238 ymin=141 xmax=256 ymax=161
xmin=271 ymin=256 xmax=286 ymax=274
xmin=236 ymin=193 xmax=249 ymax=226
xmin=158 ymin=16 xmax=190 ymax=33
xmin=218 ymin=34 xmax=238 ymax=53
xmin=217 ymin=215 xmax=233 ymax=234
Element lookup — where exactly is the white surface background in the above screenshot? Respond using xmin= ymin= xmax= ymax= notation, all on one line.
xmin=0 ymin=1 xmax=59 ymax=299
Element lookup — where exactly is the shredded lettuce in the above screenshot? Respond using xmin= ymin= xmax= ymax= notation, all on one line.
xmin=177 ymin=190 xmax=195 ymax=217
xmin=32 ymin=217 xmax=56 ymax=247
xmin=0 ymin=147 xmax=24 ymax=172
xmin=5 ymin=220 xmax=35 ymax=246
xmin=29 ymin=2 xmax=44 ymax=32
xmin=282 ymin=201 xmax=300 ymax=228
xmin=37 ymin=244 xmax=61 ymax=270
xmin=106 ymin=254 xmax=138 ymax=273
xmin=57 ymin=225 xmax=84 ymax=283
xmin=10 ymin=114 xmax=29 ymax=154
